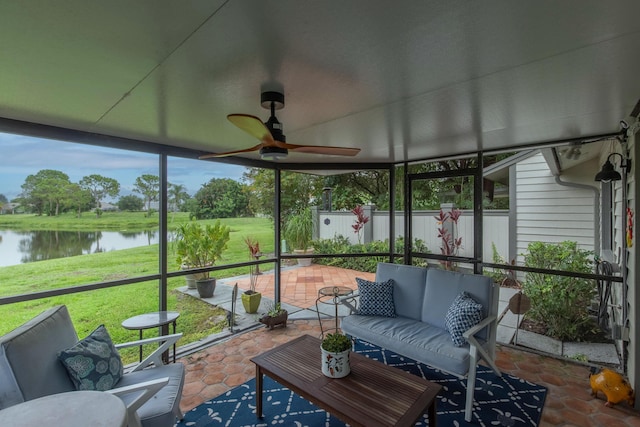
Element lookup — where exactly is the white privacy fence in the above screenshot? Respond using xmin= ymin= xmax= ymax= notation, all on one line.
xmin=315 ymin=207 xmax=509 ymax=262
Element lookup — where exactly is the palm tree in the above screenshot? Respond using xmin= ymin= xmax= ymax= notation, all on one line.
xmin=168 ymin=183 xmax=189 ymax=222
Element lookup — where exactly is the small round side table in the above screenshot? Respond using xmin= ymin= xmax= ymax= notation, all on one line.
xmin=315 ymin=286 xmax=353 ymax=338
xmin=122 ymin=311 xmax=180 ymax=362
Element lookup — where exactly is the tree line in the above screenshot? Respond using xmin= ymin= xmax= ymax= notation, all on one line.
xmin=6 ymin=170 xmax=253 ymax=218
xmin=2 ymin=156 xmax=508 ymax=218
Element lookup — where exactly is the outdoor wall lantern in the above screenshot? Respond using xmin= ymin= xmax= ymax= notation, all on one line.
xmin=595 ymin=153 xmax=631 ymax=182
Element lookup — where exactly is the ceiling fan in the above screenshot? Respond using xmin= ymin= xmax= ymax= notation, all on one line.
xmin=199 ymin=91 xmax=361 ymax=161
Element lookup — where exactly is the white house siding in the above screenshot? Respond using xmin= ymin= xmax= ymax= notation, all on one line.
xmin=626 ymin=132 xmax=638 ymax=409
xmin=515 ymin=153 xmax=596 ymax=264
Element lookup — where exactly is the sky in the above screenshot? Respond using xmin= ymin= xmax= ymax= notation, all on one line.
xmin=0 ymin=132 xmax=247 ymax=202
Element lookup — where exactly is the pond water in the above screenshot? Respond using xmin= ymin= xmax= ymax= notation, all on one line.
xmin=0 ymin=229 xmax=159 ymax=267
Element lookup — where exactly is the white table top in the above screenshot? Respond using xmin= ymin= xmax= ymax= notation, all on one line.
xmin=0 ymin=390 xmax=127 ymax=427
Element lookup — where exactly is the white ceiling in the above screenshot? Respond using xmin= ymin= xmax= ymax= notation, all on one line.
xmin=1 ymin=0 xmax=639 ymax=165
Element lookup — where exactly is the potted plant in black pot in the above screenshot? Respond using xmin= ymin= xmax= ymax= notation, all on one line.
xmin=175 ymin=220 xmax=231 ymax=298
xmin=321 ymin=332 xmax=352 ymax=378
xmin=241 ymin=236 xmax=262 ymax=313
xmin=283 ymin=207 xmax=314 ymax=266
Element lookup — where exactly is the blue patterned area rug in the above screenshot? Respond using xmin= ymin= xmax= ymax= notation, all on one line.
xmin=177 ymin=339 xmax=547 ymax=427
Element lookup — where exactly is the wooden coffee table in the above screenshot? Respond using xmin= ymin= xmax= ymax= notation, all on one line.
xmin=251 ymin=334 xmax=441 ymax=427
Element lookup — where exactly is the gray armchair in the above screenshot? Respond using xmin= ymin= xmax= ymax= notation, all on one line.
xmin=0 ymin=305 xmax=184 ymax=427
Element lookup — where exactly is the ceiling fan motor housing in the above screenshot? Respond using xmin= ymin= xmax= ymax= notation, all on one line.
xmin=261 ymin=91 xmax=286 ymax=142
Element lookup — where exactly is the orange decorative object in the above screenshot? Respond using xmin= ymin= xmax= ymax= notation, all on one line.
xmin=627 ymin=208 xmax=634 ymax=248
xmin=589 ymin=368 xmax=635 ymax=407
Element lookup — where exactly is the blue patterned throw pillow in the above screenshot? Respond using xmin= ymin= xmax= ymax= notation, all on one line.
xmin=445 ymin=292 xmax=484 ymax=347
xmin=356 ymin=278 xmax=396 ymax=317
xmin=58 ymin=324 xmax=123 ymax=391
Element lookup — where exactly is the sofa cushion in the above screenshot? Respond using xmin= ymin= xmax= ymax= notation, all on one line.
xmin=0 ymin=305 xmax=77 ymax=409
xmin=422 ymin=269 xmax=493 ymax=341
xmin=445 ymin=292 xmax=484 ymax=346
xmin=341 ymin=314 xmax=478 ymax=376
xmin=58 ymin=325 xmax=123 ymax=391
xmin=375 ymin=263 xmax=427 ymax=321
xmin=116 ymin=362 xmax=185 ymax=426
xmin=356 ymin=278 xmax=396 ymax=317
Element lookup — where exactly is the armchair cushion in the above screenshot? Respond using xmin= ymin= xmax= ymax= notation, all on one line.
xmin=58 ymin=325 xmax=123 ymax=391
xmin=356 ymin=278 xmax=396 ymax=318
xmin=445 ymin=292 xmax=484 ymax=347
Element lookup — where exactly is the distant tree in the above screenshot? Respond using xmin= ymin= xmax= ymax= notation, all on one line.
xmin=21 ymin=169 xmax=72 ymax=216
xmin=117 ymin=195 xmax=144 ymax=211
xmin=0 ymin=194 xmax=7 ymax=204
xmin=65 ymin=184 xmax=93 ymax=217
xmin=79 ymin=174 xmax=120 ymax=217
xmin=193 ymin=178 xmax=249 ymax=219
xmin=133 ymin=174 xmax=159 ymax=216
xmin=243 ymin=169 xmax=321 ymax=219
xmin=168 ymin=183 xmax=189 ymax=211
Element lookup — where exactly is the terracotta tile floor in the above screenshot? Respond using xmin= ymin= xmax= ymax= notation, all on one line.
xmin=226 ymin=264 xmax=375 ymax=309
xmin=178 ymin=265 xmax=640 ymax=426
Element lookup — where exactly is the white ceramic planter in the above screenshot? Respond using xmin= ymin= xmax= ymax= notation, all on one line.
xmin=320 ymin=346 xmax=351 ymax=378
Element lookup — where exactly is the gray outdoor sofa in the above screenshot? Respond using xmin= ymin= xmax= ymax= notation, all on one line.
xmin=341 ymin=262 xmax=501 ymax=422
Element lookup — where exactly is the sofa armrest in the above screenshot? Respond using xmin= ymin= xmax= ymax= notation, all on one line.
xmin=339 ymin=291 xmax=359 ymax=314
xmin=107 ymin=377 xmax=169 ymax=427
xmin=462 ymin=315 xmax=496 ymax=340
xmin=463 ymin=315 xmax=501 ymax=378
xmin=115 ymin=333 xmax=182 ymax=371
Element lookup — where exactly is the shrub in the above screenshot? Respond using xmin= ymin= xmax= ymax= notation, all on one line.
xmin=522 ymin=241 xmax=595 ymax=341
xmin=313 ymin=235 xmax=428 ymax=272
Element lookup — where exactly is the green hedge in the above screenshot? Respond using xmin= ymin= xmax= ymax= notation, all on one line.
xmin=313 ymin=235 xmax=428 ymax=273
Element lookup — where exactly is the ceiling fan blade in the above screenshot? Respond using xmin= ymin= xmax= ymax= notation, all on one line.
xmin=281 ymin=143 xmax=361 ymax=157
xmin=227 ymin=114 xmax=274 ymax=144
xmin=198 ymin=143 xmax=264 ymax=159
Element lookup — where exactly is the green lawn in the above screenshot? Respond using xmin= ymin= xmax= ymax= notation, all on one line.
xmin=0 ymin=214 xmax=275 ymax=363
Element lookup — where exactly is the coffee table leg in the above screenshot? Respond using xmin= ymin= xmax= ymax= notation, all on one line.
xmin=429 ymin=399 xmax=437 ymax=426
xmin=255 ymin=365 xmax=263 ymax=418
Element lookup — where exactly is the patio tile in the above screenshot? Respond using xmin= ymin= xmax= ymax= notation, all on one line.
xmin=175 ymin=265 xmax=639 ymax=425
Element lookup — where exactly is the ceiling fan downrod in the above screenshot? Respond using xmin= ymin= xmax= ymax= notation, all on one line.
xmin=261 ymin=91 xmax=286 ymax=142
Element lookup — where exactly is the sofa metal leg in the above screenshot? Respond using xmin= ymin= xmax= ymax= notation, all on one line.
xmin=465 ymin=347 xmax=478 ymax=422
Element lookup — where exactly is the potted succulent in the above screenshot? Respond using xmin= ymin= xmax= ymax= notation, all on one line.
xmin=320 ymin=332 xmax=352 ymax=378
xmin=174 ymin=220 xmax=231 ymax=298
xmin=241 ymin=236 xmax=262 ymax=313
xmin=259 ymin=302 xmax=288 ymax=329
xmin=283 ymin=207 xmax=314 ymax=266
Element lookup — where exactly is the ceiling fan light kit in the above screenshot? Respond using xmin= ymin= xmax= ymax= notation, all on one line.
xmin=260 ymin=146 xmax=288 ymax=160
xmin=198 ymin=90 xmax=361 ymax=161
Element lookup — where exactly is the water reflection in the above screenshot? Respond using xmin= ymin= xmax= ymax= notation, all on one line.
xmin=0 ymin=229 xmax=159 ymax=267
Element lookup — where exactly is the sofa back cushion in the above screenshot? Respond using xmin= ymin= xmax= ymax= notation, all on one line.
xmin=0 ymin=305 xmax=78 ymax=409
xmin=421 ymin=269 xmax=494 ymax=340
xmin=376 ymin=263 xmax=427 ymax=321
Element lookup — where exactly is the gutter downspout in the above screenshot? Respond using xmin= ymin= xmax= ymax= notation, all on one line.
xmin=553 ymin=176 xmax=601 ymax=256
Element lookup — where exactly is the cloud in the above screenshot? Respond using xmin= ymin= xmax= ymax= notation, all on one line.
xmin=0 ymin=133 xmax=246 ymax=200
